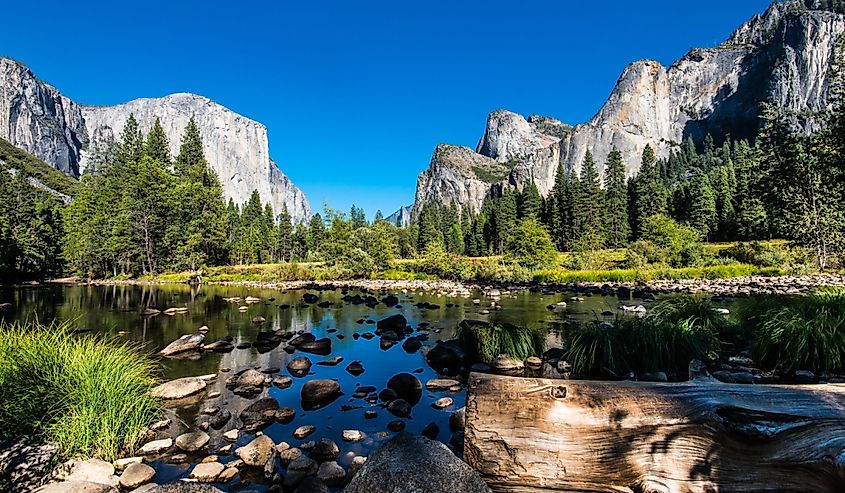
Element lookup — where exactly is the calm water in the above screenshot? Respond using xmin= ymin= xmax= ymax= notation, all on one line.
xmin=0 ymin=283 xmax=630 ymax=490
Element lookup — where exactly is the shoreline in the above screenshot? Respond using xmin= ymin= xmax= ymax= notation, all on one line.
xmin=53 ymin=273 xmax=845 ymax=296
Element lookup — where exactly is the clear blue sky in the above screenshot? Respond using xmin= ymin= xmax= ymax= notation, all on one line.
xmin=2 ymin=0 xmax=771 ymax=218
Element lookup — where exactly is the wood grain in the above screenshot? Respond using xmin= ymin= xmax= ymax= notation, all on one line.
xmin=465 ymin=373 xmax=845 ymax=493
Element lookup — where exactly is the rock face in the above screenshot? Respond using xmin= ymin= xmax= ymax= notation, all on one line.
xmin=0 ymin=58 xmax=311 ymax=222
xmin=0 ymin=59 xmax=88 ymax=176
xmin=409 ymin=3 xmax=845 ymax=215
xmin=342 ymin=433 xmax=491 ymax=493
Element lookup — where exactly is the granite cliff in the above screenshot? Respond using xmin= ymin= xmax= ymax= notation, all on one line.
xmin=403 ymin=2 xmax=845 ymax=217
xmin=0 ymin=58 xmax=311 ymax=222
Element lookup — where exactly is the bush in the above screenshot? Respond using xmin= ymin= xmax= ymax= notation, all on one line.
xmin=336 ymin=247 xmax=377 ymax=278
xmin=456 ymin=320 xmax=545 ymax=364
xmin=0 ymin=321 xmax=161 ymax=460
xmin=637 ymin=215 xmax=710 ymax=267
xmin=648 ymin=295 xmax=734 ymax=334
xmin=504 ymin=219 xmax=558 ymax=268
xmin=721 ymin=241 xmax=794 ymax=268
xmin=753 ymin=288 xmax=845 ymax=373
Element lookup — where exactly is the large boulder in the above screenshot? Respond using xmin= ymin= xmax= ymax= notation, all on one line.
xmin=0 ymin=439 xmax=57 ymax=492
xmin=342 ymin=433 xmax=491 ymax=493
xmin=34 ymin=482 xmax=116 ymax=493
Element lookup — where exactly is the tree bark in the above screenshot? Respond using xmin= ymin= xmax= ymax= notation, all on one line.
xmin=465 ymin=372 xmax=845 ymax=493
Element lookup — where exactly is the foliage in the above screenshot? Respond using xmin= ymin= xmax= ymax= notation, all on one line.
xmin=0 ymin=321 xmax=161 ymax=460
xmin=503 ymin=218 xmax=558 ymax=268
xmin=648 ymin=294 xmax=734 ymax=334
xmin=720 ymin=241 xmax=796 ymax=268
xmin=753 ymin=288 xmax=845 ymax=373
xmin=456 ymin=320 xmax=545 ymax=364
xmin=0 ymin=137 xmax=78 ymax=196
xmin=0 ymin=162 xmax=65 ymax=279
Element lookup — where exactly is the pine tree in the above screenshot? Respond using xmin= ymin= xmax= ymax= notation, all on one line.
xmin=631 ymin=144 xmax=667 ymax=238
xmin=174 ymin=118 xmax=206 ymax=182
xmin=494 ymin=189 xmax=518 ymax=253
xmin=686 ymin=172 xmax=717 ymax=240
xmin=277 ymin=205 xmax=293 ymax=262
xmin=308 ymin=213 xmax=326 ymax=256
xmin=350 ymin=205 xmax=367 ymax=228
xmin=374 ymin=210 xmax=384 ymax=223
xmin=114 ymin=114 xmax=144 ymax=167
xmin=417 ymin=201 xmax=444 ymax=251
xmin=144 ymin=118 xmax=171 ymax=164
xmin=518 ymin=181 xmax=543 ymax=220
xmin=572 ymin=151 xmax=604 ymax=249
xmin=603 ymin=148 xmax=630 ymax=248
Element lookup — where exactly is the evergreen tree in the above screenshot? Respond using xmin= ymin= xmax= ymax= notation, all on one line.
xmin=603 ymin=148 xmax=630 ymax=248
xmin=144 ymin=118 xmax=171 ymax=164
xmin=631 ymin=144 xmax=667 ymax=238
xmin=174 ymin=118 xmax=206 ymax=181
xmin=350 ymin=205 xmax=367 ymax=229
xmin=308 ymin=213 xmax=326 ymax=255
xmin=686 ymin=172 xmax=718 ymax=240
xmin=277 ymin=205 xmax=293 ymax=262
xmin=572 ymin=151 xmax=604 ymax=249
xmin=114 ymin=114 xmax=144 ymax=168
xmin=374 ymin=210 xmax=384 ymax=223
xmin=518 ymin=181 xmax=543 ymax=220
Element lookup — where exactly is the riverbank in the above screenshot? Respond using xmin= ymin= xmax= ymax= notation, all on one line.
xmin=74 ymin=272 xmax=845 ymax=296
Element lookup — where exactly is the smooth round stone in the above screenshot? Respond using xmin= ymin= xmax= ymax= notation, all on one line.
xmin=425 ymin=379 xmax=460 ymax=391
xmin=387 ymin=420 xmax=406 ymax=432
xmin=279 ymin=447 xmax=303 ymax=465
xmin=288 ymin=455 xmax=318 ymax=475
xmin=119 ymin=462 xmax=155 ymax=489
xmin=293 ymin=425 xmax=316 ymax=439
xmin=189 ymin=461 xmax=225 ymax=482
xmin=311 ymin=438 xmax=340 ymax=462
xmin=138 ymin=438 xmax=172 ymax=455
xmin=432 ymin=397 xmax=453 ymax=409
xmin=236 ymin=435 xmax=276 ymax=467
xmin=151 ymin=377 xmax=206 ymax=400
xmin=175 ymin=432 xmax=210 ymax=452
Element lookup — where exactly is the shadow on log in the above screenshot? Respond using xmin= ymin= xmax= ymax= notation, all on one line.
xmin=464 ymin=372 xmax=845 ymax=493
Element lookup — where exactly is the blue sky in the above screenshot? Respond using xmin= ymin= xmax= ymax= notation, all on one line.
xmin=2 ymin=0 xmax=771 ymax=218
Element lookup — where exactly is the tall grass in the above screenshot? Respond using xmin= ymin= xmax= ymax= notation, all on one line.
xmin=753 ymin=288 xmax=845 ymax=373
xmin=648 ymin=295 xmax=733 ymax=334
xmin=566 ymin=303 xmax=720 ymax=379
xmin=0 ymin=321 xmax=162 ymax=460
xmin=457 ymin=320 xmax=546 ymax=364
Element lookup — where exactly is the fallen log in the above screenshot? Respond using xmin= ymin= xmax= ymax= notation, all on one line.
xmin=465 ymin=372 xmax=845 ymax=493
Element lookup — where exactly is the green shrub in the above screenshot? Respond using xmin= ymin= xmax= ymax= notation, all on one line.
xmin=456 ymin=320 xmax=545 ymax=364
xmin=721 ymin=241 xmax=794 ymax=268
xmin=753 ymin=288 xmax=845 ymax=373
xmin=503 ymin=219 xmax=558 ymax=268
xmin=566 ymin=322 xmax=629 ymax=376
xmin=0 ymin=321 xmax=161 ymax=460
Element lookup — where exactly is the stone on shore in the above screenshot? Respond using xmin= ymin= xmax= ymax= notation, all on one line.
xmin=175 ymin=432 xmax=209 ymax=452
xmin=236 ymin=435 xmax=276 ymax=467
xmin=189 ymin=461 xmax=225 ymax=482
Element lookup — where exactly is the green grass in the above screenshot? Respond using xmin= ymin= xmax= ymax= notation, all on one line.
xmin=566 ymin=316 xmax=719 ymax=379
xmin=456 ymin=320 xmax=546 ymax=364
xmin=533 ymin=264 xmax=785 ymax=283
xmin=753 ymin=288 xmax=845 ymax=374
xmin=0 ymin=320 xmax=162 ymax=460
xmin=0 ymin=137 xmax=79 ymax=197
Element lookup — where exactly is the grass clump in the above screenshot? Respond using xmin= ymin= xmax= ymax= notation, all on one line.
xmin=566 ymin=297 xmax=723 ymax=379
xmin=456 ymin=320 xmax=545 ymax=364
xmin=752 ymin=288 xmax=845 ymax=374
xmin=0 ymin=320 xmax=161 ymax=460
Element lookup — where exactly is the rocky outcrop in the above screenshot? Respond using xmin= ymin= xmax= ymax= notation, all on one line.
xmin=0 ymin=58 xmax=311 ymax=222
xmin=409 ymin=3 xmax=845 ymax=214
xmin=0 ymin=58 xmax=87 ymax=176
xmin=386 ymin=204 xmax=412 ymax=227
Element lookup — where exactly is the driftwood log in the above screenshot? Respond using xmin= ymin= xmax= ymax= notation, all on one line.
xmin=465 ymin=372 xmax=845 ymax=493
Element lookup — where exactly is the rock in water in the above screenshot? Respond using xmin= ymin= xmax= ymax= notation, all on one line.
xmin=386 ymin=373 xmax=422 ymax=404
xmin=377 ymin=314 xmax=408 ymax=332
xmin=158 ymin=334 xmax=204 ymax=356
xmin=301 ymin=379 xmax=341 ymax=410
xmin=425 ymin=340 xmax=466 ymax=375
xmin=236 ymin=435 xmax=276 ymax=467
xmin=343 ymin=433 xmax=491 ymax=493
xmin=239 ymin=397 xmax=280 ymax=433
xmin=118 ymin=462 xmax=155 ymax=489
